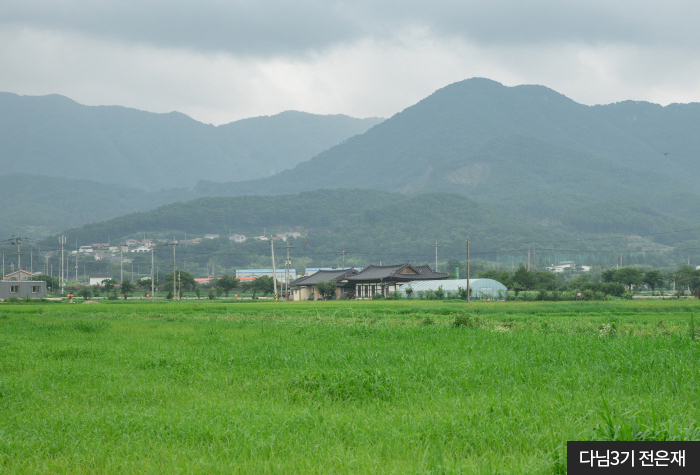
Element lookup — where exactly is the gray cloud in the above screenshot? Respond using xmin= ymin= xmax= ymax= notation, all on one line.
xmin=2 ymin=1 xmax=698 ymax=56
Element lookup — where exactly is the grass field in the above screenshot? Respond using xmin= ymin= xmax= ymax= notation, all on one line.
xmin=1 ymin=299 xmax=699 ymax=474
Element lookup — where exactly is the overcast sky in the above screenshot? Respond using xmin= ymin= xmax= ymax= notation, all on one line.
xmin=2 ymin=0 xmax=699 ymax=125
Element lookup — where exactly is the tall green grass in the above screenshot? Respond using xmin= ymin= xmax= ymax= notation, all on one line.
xmin=1 ymin=300 xmax=699 ymax=473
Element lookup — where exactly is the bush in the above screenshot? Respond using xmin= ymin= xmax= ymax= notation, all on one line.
xmin=389 ymin=290 xmax=402 ymax=299
xmin=434 ymin=286 xmax=445 ymax=300
xmin=372 ymin=293 xmax=383 ymax=300
xmin=453 ymin=314 xmax=484 ymax=328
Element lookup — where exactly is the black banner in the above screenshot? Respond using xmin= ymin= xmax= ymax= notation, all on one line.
xmin=568 ymin=441 xmax=699 ymax=474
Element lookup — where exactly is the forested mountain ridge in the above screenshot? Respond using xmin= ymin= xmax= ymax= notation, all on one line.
xmin=0 ymin=92 xmax=383 ymax=190
xmin=43 ymin=189 xmax=582 ymax=268
xmin=200 ymin=78 xmax=700 ymax=199
xmin=38 ymin=188 xmax=700 ymax=276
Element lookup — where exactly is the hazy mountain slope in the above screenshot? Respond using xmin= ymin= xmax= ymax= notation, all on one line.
xmin=0 ymin=174 xmax=195 ymax=239
xmin=0 ymin=92 xmax=383 ymax=190
xmin=199 ymin=78 xmax=700 ymax=198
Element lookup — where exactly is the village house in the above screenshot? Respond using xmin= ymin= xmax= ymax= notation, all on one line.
xmin=228 ymin=234 xmax=247 ymax=243
xmin=3 ymin=269 xmax=40 ymax=281
xmin=89 ymin=274 xmax=113 ymax=286
xmin=289 ymin=268 xmax=358 ymax=301
xmin=345 ymin=262 xmax=449 ymax=299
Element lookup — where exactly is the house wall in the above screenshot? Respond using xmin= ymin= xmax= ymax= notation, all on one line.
xmin=292 ymin=286 xmax=311 ymax=301
xmin=355 ymin=282 xmax=399 ymax=299
xmin=0 ymin=281 xmax=46 ymax=299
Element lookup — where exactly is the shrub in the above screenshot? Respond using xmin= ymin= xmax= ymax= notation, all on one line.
xmin=372 ymin=293 xmax=383 ymax=300
xmin=457 ymin=286 xmax=469 ymax=300
xmin=434 ymin=286 xmax=445 ymax=300
xmin=453 ymin=314 xmax=483 ymax=328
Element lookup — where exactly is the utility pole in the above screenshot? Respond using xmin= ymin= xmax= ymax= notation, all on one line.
xmin=75 ymin=242 xmax=79 ymax=283
xmin=466 ymin=236 xmax=470 ymax=302
xmin=284 ymin=244 xmax=293 ymax=298
xmin=340 ymin=246 xmax=347 ymax=268
xmin=59 ymin=235 xmax=66 ymax=296
xmin=533 ymin=247 xmax=536 ymax=271
xmin=151 ymin=246 xmax=155 ymax=299
xmin=527 ymin=249 xmax=530 ymax=271
xmin=271 ymin=238 xmax=278 ymax=299
xmin=433 ymin=240 xmax=440 ymax=271
xmin=14 ymin=230 xmax=21 ymax=281
xmin=120 ymin=244 xmax=124 ymax=283
xmin=169 ymin=241 xmax=177 ymax=299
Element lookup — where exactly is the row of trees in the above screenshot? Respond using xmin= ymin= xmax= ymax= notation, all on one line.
xmin=55 ymin=271 xmax=279 ymax=300
xmin=477 ymin=265 xmax=700 ymax=296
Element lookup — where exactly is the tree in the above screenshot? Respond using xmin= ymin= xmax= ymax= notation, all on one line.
xmin=32 ymin=274 xmax=59 ymax=293
xmin=215 ymin=275 xmax=239 ymax=297
xmin=78 ymin=287 xmax=91 ymax=300
xmin=512 ymin=267 xmax=536 ymax=291
xmin=476 ymin=269 xmax=512 ymax=289
xmin=101 ymin=279 xmax=117 ymax=293
xmin=600 ymin=269 xmax=616 ymax=283
xmin=643 ymin=269 xmax=664 ymax=295
xmin=136 ymin=278 xmax=153 ymax=290
xmin=165 ymin=270 xmax=196 ymax=293
xmin=91 ymin=283 xmax=103 ymax=296
xmin=671 ymin=265 xmax=700 ymax=294
xmin=244 ymin=275 xmax=275 ymax=297
xmin=120 ymin=280 xmax=135 ymax=299
xmin=614 ymin=267 xmax=643 ymax=293
xmin=316 ymin=280 xmax=337 ymax=299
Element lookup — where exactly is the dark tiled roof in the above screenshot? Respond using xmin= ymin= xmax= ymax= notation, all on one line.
xmin=289 ymin=268 xmax=357 ymax=287
xmin=345 ymin=262 xmax=449 ymax=282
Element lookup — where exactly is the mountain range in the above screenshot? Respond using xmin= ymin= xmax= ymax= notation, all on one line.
xmin=4 ymin=78 xmax=700 ymax=260
xmin=0 ymin=92 xmax=383 ymax=190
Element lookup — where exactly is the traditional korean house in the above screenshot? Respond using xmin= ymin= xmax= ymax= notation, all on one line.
xmin=345 ymin=262 xmax=449 ymax=299
xmin=289 ymin=268 xmax=358 ymax=301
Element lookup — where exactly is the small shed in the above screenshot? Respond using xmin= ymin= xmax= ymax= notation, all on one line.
xmin=399 ymin=278 xmax=507 ymax=300
xmin=0 ymin=280 xmax=47 ymax=299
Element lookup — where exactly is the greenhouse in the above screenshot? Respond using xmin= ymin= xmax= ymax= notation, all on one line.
xmin=399 ymin=278 xmax=507 ymax=300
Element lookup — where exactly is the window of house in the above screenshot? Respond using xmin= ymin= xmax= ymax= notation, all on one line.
xmin=32 ymin=286 xmax=41 ymax=293
xmin=10 ymin=285 xmax=19 ymax=293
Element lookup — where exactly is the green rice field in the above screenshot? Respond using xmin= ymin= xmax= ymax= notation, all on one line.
xmin=1 ymin=299 xmax=699 ymax=474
